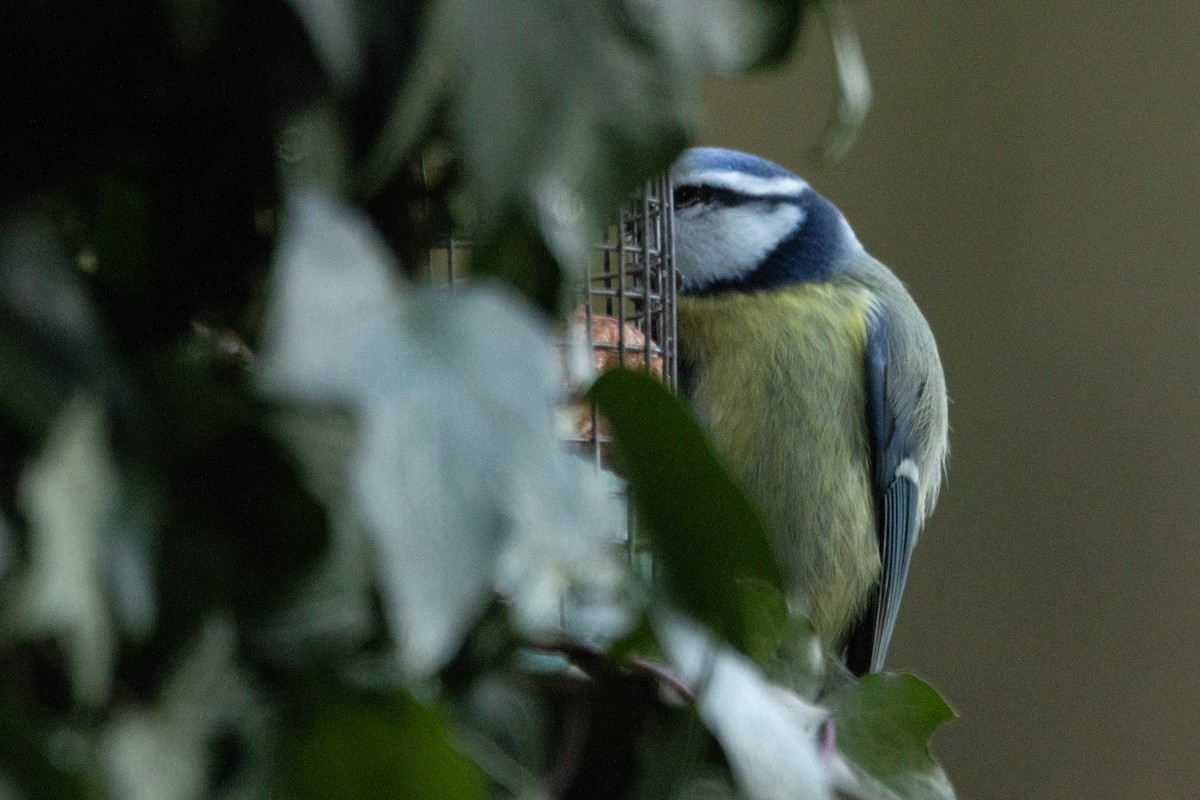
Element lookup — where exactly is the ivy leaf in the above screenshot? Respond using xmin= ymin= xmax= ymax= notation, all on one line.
xmin=8 ymin=393 xmax=118 ymax=708
xmin=253 ymin=408 xmax=376 ymax=667
xmin=285 ymin=0 xmax=364 ymax=92
xmin=428 ymin=0 xmax=806 ymax=298
xmin=657 ymin=614 xmax=835 ymax=800
xmin=826 ymin=673 xmax=957 ymax=800
xmin=738 ymin=581 xmax=829 ymax=700
xmin=259 ymin=188 xmax=628 ymax=677
xmin=279 ymin=687 xmax=485 ymax=800
xmin=0 ymin=659 xmax=90 ymax=800
xmin=102 ymin=618 xmax=272 ymax=800
xmin=735 ymin=577 xmax=789 ymax=666
xmin=589 ymin=368 xmax=782 ymax=654
xmin=0 ymin=209 xmax=118 ymax=438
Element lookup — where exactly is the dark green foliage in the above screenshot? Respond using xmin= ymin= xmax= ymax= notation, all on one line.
xmin=589 ymin=368 xmax=784 ymax=653
xmin=0 ymin=0 xmax=958 ymax=798
xmin=827 ymin=673 xmax=958 ymax=799
xmin=278 ymin=687 xmax=485 ymax=800
xmin=0 ymin=685 xmax=89 ymax=800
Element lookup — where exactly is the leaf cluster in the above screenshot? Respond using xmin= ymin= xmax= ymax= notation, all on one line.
xmin=0 ymin=1 xmax=954 ymax=799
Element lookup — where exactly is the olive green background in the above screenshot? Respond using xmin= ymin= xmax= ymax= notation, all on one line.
xmin=702 ymin=5 xmax=1200 ymax=799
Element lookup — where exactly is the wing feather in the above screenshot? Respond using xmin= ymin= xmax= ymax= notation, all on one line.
xmin=845 ymin=304 xmax=920 ymax=675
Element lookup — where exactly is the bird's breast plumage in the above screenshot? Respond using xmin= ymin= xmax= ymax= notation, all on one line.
xmin=678 ymin=282 xmax=882 ymax=639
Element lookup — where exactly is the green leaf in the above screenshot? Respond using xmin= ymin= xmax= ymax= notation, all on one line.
xmin=442 ymin=0 xmax=676 ymax=262
xmin=424 ymin=0 xmax=805 ymax=303
xmin=827 ymin=673 xmax=957 ymax=800
xmin=260 ymin=189 xmax=629 ymax=676
xmin=257 ymin=408 xmax=375 ymax=666
xmin=607 ymin=611 xmax=662 ymax=663
xmin=0 ymin=210 xmax=117 ymax=439
xmin=9 ymin=393 xmax=118 ymax=708
xmin=589 ymin=368 xmax=783 ymax=654
xmin=469 ymin=211 xmax=563 ymax=315
xmin=0 ymin=690 xmax=90 ymax=800
xmin=733 ymin=577 xmax=789 ymax=666
xmin=656 ymin=616 xmax=834 ymax=800
xmin=279 ymin=688 xmax=485 ymax=800
xmin=738 ymin=584 xmax=827 ymax=699
xmin=102 ymin=618 xmax=273 ymax=800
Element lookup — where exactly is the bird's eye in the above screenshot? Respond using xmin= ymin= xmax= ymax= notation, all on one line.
xmin=673 ymin=185 xmax=709 ymax=209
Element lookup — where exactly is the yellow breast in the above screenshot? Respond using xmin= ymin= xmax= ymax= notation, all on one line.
xmin=678 ymin=284 xmax=880 ymax=640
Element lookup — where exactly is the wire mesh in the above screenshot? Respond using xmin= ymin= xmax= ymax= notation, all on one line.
xmin=570 ymin=174 xmax=678 ymax=453
xmin=422 ymin=175 xmax=678 ymax=440
xmin=422 ymin=177 xmax=677 ymax=563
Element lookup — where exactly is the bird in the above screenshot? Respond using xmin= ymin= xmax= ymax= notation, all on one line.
xmin=668 ymin=147 xmax=948 ymax=675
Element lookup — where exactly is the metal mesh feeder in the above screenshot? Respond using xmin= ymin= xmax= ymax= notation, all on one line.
xmin=423 ymin=177 xmax=677 ymax=566
xmin=422 ymin=176 xmax=678 ymax=463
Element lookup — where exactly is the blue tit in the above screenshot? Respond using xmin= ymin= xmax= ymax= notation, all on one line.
xmin=669 ymin=147 xmax=948 ymax=675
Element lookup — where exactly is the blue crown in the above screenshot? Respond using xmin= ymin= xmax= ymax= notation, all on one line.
xmin=674 ymin=147 xmax=800 ymax=181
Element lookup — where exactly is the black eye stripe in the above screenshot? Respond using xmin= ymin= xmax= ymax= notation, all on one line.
xmin=673 ymin=184 xmax=802 ymax=209
xmin=672 ymin=185 xmax=712 ymax=208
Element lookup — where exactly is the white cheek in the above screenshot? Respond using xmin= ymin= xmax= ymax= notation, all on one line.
xmin=673 ymin=204 xmax=804 ymax=290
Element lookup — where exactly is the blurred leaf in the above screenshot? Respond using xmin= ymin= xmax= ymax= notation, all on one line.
xmin=734 ymin=578 xmax=788 ymax=666
xmin=102 ymin=483 xmax=158 ymax=642
xmin=735 ymin=580 xmax=828 ymax=701
xmin=393 ymin=0 xmax=807 ymax=304
xmin=607 ymin=612 xmax=661 ymax=664
xmin=147 ymin=353 xmax=329 ymax=660
xmin=285 ymin=0 xmax=365 ymax=92
xmin=657 ymin=614 xmax=835 ymax=800
xmin=469 ymin=211 xmax=563 ymax=316
xmin=279 ymin=687 xmax=485 ymax=800
xmin=812 ymin=0 xmax=871 ymax=162
xmin=0 ymin=208 xmax=118 ymax=439
xmin=6 ymin=394 xmax=118 ymax=708
xmin=759 ymin=614 xmax=828 ymax=701
xmin=589 ymin=368 xmax=782 ymax=653
xmin=102 ymin=617 xmax=272 ymax=800
xmin=650 ymin=0 xmax=807 ymax=71
xmin=459 ymin=671 xmax=549 ymax=784
xmin=254 ymin=409 xmax=375 ymax=667
xmin=258 ymin=189 xmax=526 ymax=676
xmin=826 ymin=673 xmax=957 ymax=800
xmin=0 ymin=688 xmax=90 ymax=800
xmin=277 ymin=103 xmax=352 ymax=195
xmin=355 ymin=15 xmax=450 ymax=200
xmin=495 ymin=453 xmax=634 ymax=647
xmin=667 ymin=775 xmax=740 ymax=800
xmin=259 ymin=188 xmax=627 ymax=676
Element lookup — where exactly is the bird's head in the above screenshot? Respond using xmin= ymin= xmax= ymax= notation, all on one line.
xmin=668 ymin=147 xmax=862 ymax=295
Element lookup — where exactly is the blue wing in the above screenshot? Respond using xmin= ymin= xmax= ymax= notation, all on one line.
xmin=844 ymin=305 xmax=920 ymax=675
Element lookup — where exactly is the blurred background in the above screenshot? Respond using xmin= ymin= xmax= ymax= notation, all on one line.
xmin=703 ymin=4 xmax=1200 ymax=798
